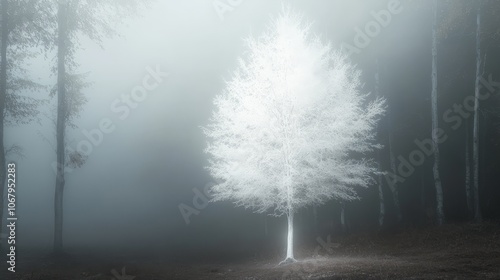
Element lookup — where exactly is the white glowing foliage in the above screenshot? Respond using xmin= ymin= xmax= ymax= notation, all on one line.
xmin=204 ymin=12 xmax=385 ymax=217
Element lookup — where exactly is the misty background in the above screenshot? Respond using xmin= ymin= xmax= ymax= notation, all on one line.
xmin=5 ymin=0 xmax=500 ymax=260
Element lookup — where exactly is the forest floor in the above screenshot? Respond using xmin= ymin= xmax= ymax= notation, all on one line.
xmin=2 ymin=222 xmax=500 ymax=279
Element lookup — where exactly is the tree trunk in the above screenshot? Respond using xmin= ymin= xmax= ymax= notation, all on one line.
xmin=472 ymin=1 xmax=482 ymax=223
xmin=383 ymin=53 xmax=402 ymax=223
xmin=421 ymin=171 xmax=426 ymax=224
xmin=340 ymin=203 xmax=347 ymax=233
xmin=375 ymin=60 xmax=385 ymax=228
xmin=377 ymin=176 xmax=385 ymax=227
xmin=286 ymin=211 xmax=293 ymax=259
xmin=54 ymin=0 xmax=68 ymax=254
xmin=465 ymin=120 xmax=473 ymax=218
xmin=280 ymin=210 xmax=295 ymax=264
xmin=0 ymin=0 xmax=8 ymax=247
xmin=431 ymin=0 xmax=445 ymax=226
xmin=388 ymin=122 xmax=402 ymax=223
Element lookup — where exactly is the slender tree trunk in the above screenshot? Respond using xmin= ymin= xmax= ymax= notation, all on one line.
xmin=431 ymin=0 xmax=445 ymax=225
xmin=382 ymin=57 xmax=402 ymax=223
xmin=340 ymin=203 xmax=347 ymax=233
xmin=54 ymin=0 xmax=68 ymax=254
xmin=282 ymin=210 xmax=295 ymax=263
xmin=388 ymin=122 xmax=402 ymax=223
xmin=0 ymin=0 xmax=8 ymax=247
xmin=377 ymin=173 xmax=385 ymax=227
xmin=472 ymin=1 xmax=482 ymax=223
xmin=375 ymin=59 xmax=385 ymax=228
xmin=421 ymin=171 xmax=426 ymax=224
xmin=465 ymin=120 xmax=473 ymax=217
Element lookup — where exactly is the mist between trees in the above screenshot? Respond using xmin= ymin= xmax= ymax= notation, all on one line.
xmin=385 ymin=74 xmax=500 ymax=187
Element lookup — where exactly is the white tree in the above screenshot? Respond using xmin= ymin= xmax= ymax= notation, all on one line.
xmin=204 ymin=11 xmax=385 ymax=264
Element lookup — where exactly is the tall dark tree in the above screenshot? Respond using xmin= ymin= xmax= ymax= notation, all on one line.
xmin=52 ymin=0 xmax=147 ymax=254
xmin=0 ymin=0 xmax=51 ymax=246
xmin=375 ymin=59 xmax=385 ymax=228
xmin=53 ymin=0 xmax=68 ymax=253
xmin=431 ymin=0 xmax=445 ymax=225
xmin=439 ymin=0 xmax=500 ymax=222
xmin=472 ymin=0 xmax=482 ymax=223
xmin=387 ymin=105 xmax=402 ymax=223
xmin=465 ymin=120 xmax=473 ymax=217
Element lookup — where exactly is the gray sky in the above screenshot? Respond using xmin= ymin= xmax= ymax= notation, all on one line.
xmin=7 ymin=0 xmax=418 ymax=251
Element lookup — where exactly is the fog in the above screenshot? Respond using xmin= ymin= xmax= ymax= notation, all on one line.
xmin=3 ymin=0 xmax=500 ymax=279
xmin=8 ymin=0 xmax=403 ymax=250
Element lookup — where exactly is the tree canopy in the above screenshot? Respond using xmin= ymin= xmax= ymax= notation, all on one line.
xmin=204 ymin=11 xmax=386 ymax=217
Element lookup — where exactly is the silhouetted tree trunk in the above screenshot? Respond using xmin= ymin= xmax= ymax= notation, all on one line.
xmin=0 ymin=2 xmax=50 ymax=247
xmin=465 ymin=120 xmax=473 ymax=217
xmin=49 ymin=0 xmax=146 ymax=254
xmin=420 ymin=171 xmax=426 ymax=224
xmin=387 ymin=120 xmax=402 ymax=223
xmin=377 ymin=165 xmax=385 ymax=228
xmin=340 ymin=203 xmax=349 ymax=233
xmin=375 ymin=59 xmax=385 ymax=228
xmin=472 ymin=1 xmax=482 ymax=223
xmin=432 ymin=0 xmax=445 ymax=225
xmin=54 ymin=0 xmax=68 ymax=254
